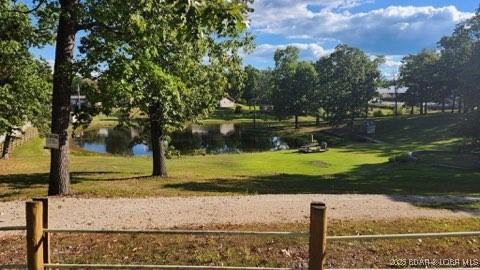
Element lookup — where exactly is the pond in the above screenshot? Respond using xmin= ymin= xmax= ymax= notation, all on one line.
xmin=73 ymin=123 xmax=310 ymax=156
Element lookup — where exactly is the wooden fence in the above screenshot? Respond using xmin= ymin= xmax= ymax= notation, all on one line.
xmin=1 ymin=198 xmax=480 ymax=270
xmin=0 ymin=127 xmax=38 ymax=156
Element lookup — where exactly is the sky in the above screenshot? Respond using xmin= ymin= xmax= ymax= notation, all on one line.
xmin=243 ymin=0 xmax=479 ymax=78
xmin=30 ymin=0 xmax=479 ymax=79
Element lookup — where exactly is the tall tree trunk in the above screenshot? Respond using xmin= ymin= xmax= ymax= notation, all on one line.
xmin=252 ymin=103 xmax=256 ymax=128
xmin=451 ymin=96 xmax=456 ymax=113
xmin=441 ymin=98 xmax=446 ymax=113
xmin=350 ymin=109 xmax=355 ymax=130
xmin=365 ymin=102 xmax=369 ymax=119
xmin=394 ymin=91 xmax=398 ymax=116
xmin=410 ymin=106 xmax=414 ymax=115
xmin=149 ymin=109 xmax=167 ymax=177
xmin=419 ymin=102 xmax=424 ymax=115
xmin=424 ymin=102 xmax=428 ymax=114
xmin=1 ymin=133 xmax=12 ymax=160
xmin=458 ymin=98 xmax=462 ymax=114
xmin=48 ymin=0 xmax=78 ymax=196
xmin=294 ymin=115 xmax=299 ymax=129
xmin=315 ymin=114 xmax=320 ymax=126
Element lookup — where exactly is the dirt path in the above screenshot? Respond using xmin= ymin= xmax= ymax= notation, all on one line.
xmin=0 ymin=194 xmax=478 ymax=231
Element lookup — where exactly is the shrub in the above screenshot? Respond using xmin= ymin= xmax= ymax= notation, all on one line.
xmin=234 ymin=105 xmax=243 ymax=114
xmin=373 ymin=110 xmax=385 ymax=117
xmin=165 ymin=145 xmax=181 ymax=159
xmin=389 ymin=152 xmax=415 ymax=163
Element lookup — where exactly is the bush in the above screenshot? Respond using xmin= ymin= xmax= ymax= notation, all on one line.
xmin=389 ymin=152 xmax=415 ymax=163
xmin=373 ymin=110 xmax=385 ymax=117
xmin=165 ymin=145 xmax=181 ymax=159
xmin=458 ymin=110 xmax=480 ymax=148
xmin=234 ymin=105 xmax=243 ymax=114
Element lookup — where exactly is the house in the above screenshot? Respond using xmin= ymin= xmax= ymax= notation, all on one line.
xmin=70 ymin=95 xmax=87 ymax=109
xmin=260 ymin=105 xmax=274 ymax=112
xmin=376 ymin=86 xmax=408 ymax=101
xmin=218 ymin=97 xmax=235 ymax=108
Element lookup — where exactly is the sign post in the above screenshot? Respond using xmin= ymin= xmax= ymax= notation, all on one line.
xmin=44 ymin=134 xmax=60 ymax=149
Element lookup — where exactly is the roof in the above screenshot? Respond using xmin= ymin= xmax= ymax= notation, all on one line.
xmin=221 ymin=96 xmax=235 ymax=102
xmin=377 ymin=86 xmax=408 ymax=94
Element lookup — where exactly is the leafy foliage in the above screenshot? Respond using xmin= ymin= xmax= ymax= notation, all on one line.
xmin=0 ymin=0 xmax=52 ymax=138
xmin=315 ymin=44 xmax=383 ymax=126
xmin=271 ymin=46 xmax=317 ymax=128
xmin=399 ymin=50 xmax=440 ymax=114
xmin=73 ymin=0 xmax=253 ymax=176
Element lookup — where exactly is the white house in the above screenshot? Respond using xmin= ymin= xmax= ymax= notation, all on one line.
xmin=376 ymin=86 xmax=408 ymax=100
xmin=218 ymin=97 xmax=235 ymax=108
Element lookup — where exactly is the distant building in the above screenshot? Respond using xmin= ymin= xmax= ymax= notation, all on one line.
xmin=260 ymin=105 xmax=274 ymax=112
xmin=218 ymin=97 xmax=236 ymax=108
xmin=70 ymin=95 xmax=87 ymax=109
xmin=219 ymin=123 xmax=235 ymax=136
xmin=376 ymin=86 xmax=408 ymax=101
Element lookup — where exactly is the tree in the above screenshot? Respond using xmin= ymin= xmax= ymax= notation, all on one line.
xmin=437 ymin=7 xmax=480 ymax=114
xmin=0 ymin=58 xmax=52 ymax=159
xmin=315 ymin=44 xmax=383 ymax=127
xmin=399 ymin=50 xmax=440 ymax=115
xmin=7 ymin=0 xmax=252 ymax=194
xmin=79 ymin=1 xmax=252 ymax=177
xmin=241 ymin=65 xmax=260 ymax=127
xmin=256 ymin=69 xmax=274 ymax=106
xmin=0 ymin=1 xmax=52 ymax=159
xmin=292 ymin=61 xmax=317 ymax=127
xmin=272 ymin=46 xmax=316 ymax=129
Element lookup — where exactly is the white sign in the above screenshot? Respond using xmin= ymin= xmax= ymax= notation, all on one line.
xmin=366 ymin=122 xmax=376 ymax=135
xmin=45 ymin=134 xmax=60 ymax=149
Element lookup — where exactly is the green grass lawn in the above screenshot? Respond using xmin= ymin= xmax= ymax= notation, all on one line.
xmin=1 ymin=113 xmax=478 ymax=201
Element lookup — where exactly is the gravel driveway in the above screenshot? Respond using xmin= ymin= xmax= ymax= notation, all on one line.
xmin=0 ymin=194 xmax=478 ymax=231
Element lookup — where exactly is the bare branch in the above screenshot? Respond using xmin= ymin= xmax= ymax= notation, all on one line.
xmin=8 ymin=0 xmax=47 ymax=14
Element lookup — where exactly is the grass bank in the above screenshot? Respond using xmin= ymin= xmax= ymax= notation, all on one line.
xmin=1 ymin=113 xmax=478 ymax=201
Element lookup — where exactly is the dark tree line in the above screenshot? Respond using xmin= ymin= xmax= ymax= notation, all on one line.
xmin=234 ymin=45 xmax=384 ymax=128
xmin=399 ymin=7 xmax=480 ymax=146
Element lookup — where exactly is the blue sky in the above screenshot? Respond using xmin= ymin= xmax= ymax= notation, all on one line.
xmin=30 ymin=0 xmax=479 ymax=78
xmin=244 ymin=0 xmax=479 ymax=77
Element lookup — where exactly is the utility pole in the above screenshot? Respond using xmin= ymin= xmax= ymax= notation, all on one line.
xmin=77 ymin=83 xmax=81 ymax=110
xmin=394 ymin=74 xmax=398 ymax=117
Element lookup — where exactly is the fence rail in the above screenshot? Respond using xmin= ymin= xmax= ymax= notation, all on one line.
xmin=1 ymin=198 xmax=480 ymax=270
xmin=44 ymin=228 xmax=308 ymax=237
xmin=44 ymin=264 xmax=291 ymax=269
xmin=328 ymin=231 xmax=480 ymax=241
xmin=0 ymin=225 xmax=26 ymax=231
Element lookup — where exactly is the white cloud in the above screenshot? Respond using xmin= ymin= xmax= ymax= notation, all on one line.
xmin=250 ymin=2 xmax=475 ymax=55
xmin=383 ymin=55 xmax=402 ymax=68
xmin=380 ymin=55 xmax=403 ymax=79
xmin=46 ymin=59 xmax=55 ymax=69
xmin=243 ymin=42 xmax=333 ymax=67
xmin=244 ymin=43 xmax=404 ymax=78
xmin=251 ymin=0 xmax=370 ymax=30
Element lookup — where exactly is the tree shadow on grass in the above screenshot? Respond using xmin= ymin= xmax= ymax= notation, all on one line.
xmin=0 ymin=171 xmax=148 ymax=200
xmin=319 ymin=114 xmax=463 ymax=158
xmin=163 ymin=161 xmax=480 ymax=213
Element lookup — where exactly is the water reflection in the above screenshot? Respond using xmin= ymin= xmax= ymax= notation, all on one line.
xmin=74 ymin=123 xmax=294 ymax=156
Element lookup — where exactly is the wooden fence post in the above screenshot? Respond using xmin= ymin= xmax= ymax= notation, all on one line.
xmin=26 ymin=201 xmax=44 ymax=270
xmin=33 ymin=197 xmax=50 ymax=264
xmin=309 ymin=202 xmax=327 ymax=270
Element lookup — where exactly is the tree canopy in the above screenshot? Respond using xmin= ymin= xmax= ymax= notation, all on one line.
xmin=75 ymin=0 xmax=253 ymax=177
xmin=0 ymin=0 xmax=52 ymax=159
xmin=315 ymin=44 xmax=383 ymax=126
